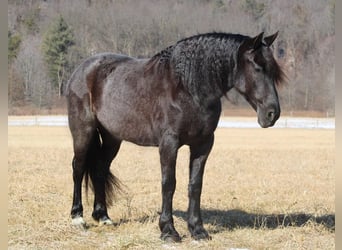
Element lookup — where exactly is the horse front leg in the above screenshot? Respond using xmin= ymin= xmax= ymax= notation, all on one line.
xmin=188 ymin=134 xmax=214 ymax=240
xmin=158 ymin=133 xmax=181 ymax=242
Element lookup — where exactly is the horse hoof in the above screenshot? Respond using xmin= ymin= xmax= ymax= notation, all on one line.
xmin=192 ymin=233 xmax=212 ymax=241
xmin=161 ymin=232 xmax=182 ymax=243
xmin=99 ymin=218 xmax=114 ymax=226
xmin=191 ymin=227 xmax=211 ymax=241
xmin=71 ymin=217 xmax=87 ymax=229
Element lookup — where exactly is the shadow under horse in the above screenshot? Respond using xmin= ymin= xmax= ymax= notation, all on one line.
xmin=66 ymin=31 xmax=285 ymax=241
xmin=174 ymin=209 xmax=335 ymax=233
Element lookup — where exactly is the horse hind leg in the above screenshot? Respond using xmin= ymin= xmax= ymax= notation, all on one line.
xmin=71 ymin=152 xmax=87 ymax=228
xmin=70 ymin=125 xmax=98 ymax=228
xmin=89 ymin=129 xmax=122 ymax=226
xmin=68 ymin=88 xmax=100 ymax=228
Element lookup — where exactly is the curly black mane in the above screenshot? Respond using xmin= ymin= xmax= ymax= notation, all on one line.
xmin=148 ymin=33 xmax=249 ymax=103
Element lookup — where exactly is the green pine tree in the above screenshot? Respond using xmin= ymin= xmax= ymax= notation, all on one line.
xmin=8 ymin=31 xmax=22 ymax=63
xmin=242 ymin=0 xmax=265 ymax=21
xmin=42 ymin=16 xmax=75 ymax=96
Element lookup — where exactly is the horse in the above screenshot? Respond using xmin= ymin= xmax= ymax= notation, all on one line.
xmin=66 ymin=31 xmax=284 ymax=242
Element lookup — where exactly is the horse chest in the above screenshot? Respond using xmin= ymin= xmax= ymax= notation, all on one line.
xmin=183 ymin=112 xmax=219 ymax=139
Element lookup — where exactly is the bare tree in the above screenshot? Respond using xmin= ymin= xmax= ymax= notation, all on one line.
xmin=13 ymin=36 xmax=50 ymax=109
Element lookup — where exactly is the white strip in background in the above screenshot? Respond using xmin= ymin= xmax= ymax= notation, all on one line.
xmin=8 ymin=116 xmax=335 ymax=129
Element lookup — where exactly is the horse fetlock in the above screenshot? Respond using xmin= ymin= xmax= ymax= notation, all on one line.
xmin=92 ymin=208 xmax=114 ymax=226
xmin=91 ymin=203 xmax=106 ymax=218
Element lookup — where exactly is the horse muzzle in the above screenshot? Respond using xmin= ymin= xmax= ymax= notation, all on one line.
xmin=257 ymin=105 xmax=280 ymax=128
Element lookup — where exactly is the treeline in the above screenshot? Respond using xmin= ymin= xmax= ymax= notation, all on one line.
xmin=8 ymin=0 xmax=335 ymax=116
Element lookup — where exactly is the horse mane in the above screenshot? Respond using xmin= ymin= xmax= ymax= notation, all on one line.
xmin=147 ymin=32 xmax=248 ymax=67
xmin=177 ymin=32 xmax=248 ymax=44
xmin=272 ymin=58 xmax=286 ymax=87
xmin=178 ymin=32 xmax=286 ymax=87
xmin=157 ymin=33 xmax=248 ymax=103
xmin=145 ymin=45 xmax=174 ymax=72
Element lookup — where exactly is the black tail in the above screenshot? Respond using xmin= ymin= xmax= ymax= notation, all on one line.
xmin=83 ymin=130 xmax=122 ymax=207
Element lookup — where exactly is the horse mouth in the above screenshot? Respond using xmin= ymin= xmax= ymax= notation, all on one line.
xmin=257 ymin=118 xmax=276 ymax=128
xmin=257 ymin=106 xmax=280 ymax=128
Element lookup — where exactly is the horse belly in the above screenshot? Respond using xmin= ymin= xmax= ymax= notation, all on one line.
xmin=96 ymin=101 xmax=161 ymax=146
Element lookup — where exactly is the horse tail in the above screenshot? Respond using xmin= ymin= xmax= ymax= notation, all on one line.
xmin=83 ymin=136 xmax=123 ymax=208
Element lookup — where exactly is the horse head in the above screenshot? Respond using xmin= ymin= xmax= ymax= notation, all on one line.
xmin=235 ymin=32 xmax=284 ymax=128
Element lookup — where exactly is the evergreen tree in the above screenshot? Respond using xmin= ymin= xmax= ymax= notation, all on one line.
xmin=242 ymin=0 xmax=265 ymax=21
xmin=42 ymin=16 xmax=75 ymax=96
xmin=8 ymin=31 xmax=22 ymax=63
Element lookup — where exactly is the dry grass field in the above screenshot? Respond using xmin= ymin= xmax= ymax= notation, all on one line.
xmin=8 ymin=125 xmax=335 ymax=249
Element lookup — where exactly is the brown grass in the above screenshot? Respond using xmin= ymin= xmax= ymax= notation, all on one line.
xmin=8 ymin=126 xmax=335 ymax=249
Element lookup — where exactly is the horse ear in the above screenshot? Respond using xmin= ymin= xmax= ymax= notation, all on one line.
xmin=263 ymin=31 xmax=278 ymax=47
xmin=251 ymin=32 xmax=264 ymax=50
xmin=239 ymin=32 xmax=264 ymax=53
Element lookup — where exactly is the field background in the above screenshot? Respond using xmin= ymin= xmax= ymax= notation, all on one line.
xmin=8 ymin=125 xmax=335 ymax=249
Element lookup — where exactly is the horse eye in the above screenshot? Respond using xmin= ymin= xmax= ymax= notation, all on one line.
xmin=255 ymin=67 xmax=262 ymax=72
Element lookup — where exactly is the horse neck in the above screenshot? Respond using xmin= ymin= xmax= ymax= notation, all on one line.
xmin=171 ymin=38 xmax=241 ymax=107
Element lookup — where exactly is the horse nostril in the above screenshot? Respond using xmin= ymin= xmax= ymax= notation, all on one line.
xmin=267 ymin=110 xmax=275 ymax=121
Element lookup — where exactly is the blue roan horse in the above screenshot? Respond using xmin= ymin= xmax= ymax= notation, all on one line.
xmin=66 ymin=31 xmax=284 ymax=241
